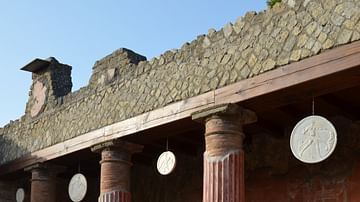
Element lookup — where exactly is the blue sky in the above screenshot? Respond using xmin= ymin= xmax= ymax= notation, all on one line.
xmin=0 ymin=1 xmax=266 ymax=126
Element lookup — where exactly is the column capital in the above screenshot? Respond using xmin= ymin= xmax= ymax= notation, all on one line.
xmin=192 ymin=103 xmax=257 ymax=125
xmin=24 ymin=163 xmax=66 ymax=175
xmin=91 ymin=139 xmax=143 ymax=154
xmin=93 ymin=139 xmax=143 ymax=197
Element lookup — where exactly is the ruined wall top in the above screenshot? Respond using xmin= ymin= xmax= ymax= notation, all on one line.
xmin=89 ymin=48 xmax=146 ymax=88
xmin=21 ymin=57 xmax=72 ymax=119
xmin=1 ymin=0 xmax=360 ymax=164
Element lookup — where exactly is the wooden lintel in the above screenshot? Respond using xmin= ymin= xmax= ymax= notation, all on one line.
xmin=1 ymin=41 xmax=360 ymax=176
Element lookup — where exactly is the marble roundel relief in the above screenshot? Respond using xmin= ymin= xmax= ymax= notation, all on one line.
xmin=290 ymin=115 xmax=337 ymax=164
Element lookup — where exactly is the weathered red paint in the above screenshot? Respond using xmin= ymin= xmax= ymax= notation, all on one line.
xmin=100 ymin=148 xmax=132 ymax=193
xmin=246 ymin=168 xmax=349 ymax=202
xmin=349 ymin=161 xmax=360 ymax=201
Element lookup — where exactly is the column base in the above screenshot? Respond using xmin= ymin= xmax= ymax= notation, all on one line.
xmin=99 ymin=191 xmax=131 ymax=202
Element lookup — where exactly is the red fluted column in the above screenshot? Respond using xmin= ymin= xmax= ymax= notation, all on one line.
xmin=92 ymin=140 xmax=143 ymax=202
xmin=25 ymin=164 xmax=63 ymax=202
xmin=192 ymin=104 xmax=256 ymax=202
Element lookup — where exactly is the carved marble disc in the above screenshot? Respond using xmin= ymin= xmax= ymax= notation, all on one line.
xmin=68 ymin=173 xmax=87 ymax=202
xmin=16 ymin=188 xmax=25 ymax=202
xmin=290 ymin=115 xmax=337 ymax=163
xmin=157 ymin=151 xmax=176 ymax=175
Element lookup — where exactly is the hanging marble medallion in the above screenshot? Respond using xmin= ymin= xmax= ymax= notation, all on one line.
xmin=290 ymin=115 xmax=337 ymax=163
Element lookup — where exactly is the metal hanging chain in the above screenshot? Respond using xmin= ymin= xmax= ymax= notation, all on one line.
xmin=166 ymin=138 xmax=169 ymax=151
xmin=312 ymin=97 xmax=315 ymax=115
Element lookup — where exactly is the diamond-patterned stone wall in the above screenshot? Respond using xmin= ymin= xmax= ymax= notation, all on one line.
xmin=1 ymin=0 xmax=360 ymax=164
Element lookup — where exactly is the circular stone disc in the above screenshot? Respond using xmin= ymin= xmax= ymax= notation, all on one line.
xmin=16 ymin=188 xmax=25 ymax=202
xmin=290 ymin=115 xmax=337 ymax=163
xmin=157 ymin=151 xmax=176 ymax=175
xmin=68 ymin=173 xmax=87 ymax=202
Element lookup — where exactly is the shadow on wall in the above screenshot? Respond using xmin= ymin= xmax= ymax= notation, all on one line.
xmin=0 ymin=133 xmax=30 ymax=166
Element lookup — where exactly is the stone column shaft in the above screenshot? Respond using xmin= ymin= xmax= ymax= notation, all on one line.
xmin=192 ymin=104 xmax=256 ymax=202
xmin=92 ymin=140 xmax=143 ymax=202
xmin=100 ymin=149 xmax=132 ymax=193
xmin=203 ymin=151 xmax=245 ymax=202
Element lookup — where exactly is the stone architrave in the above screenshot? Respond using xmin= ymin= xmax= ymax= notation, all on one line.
xmin=192 ymin=104 xmax=257 ymax=202
xmin=24 ymin=164 xmax=64 ymax=202
xmin=92 ymin=140 xmax=143 ymax=202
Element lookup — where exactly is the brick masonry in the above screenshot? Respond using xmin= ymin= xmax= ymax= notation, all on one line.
xmin=1 ymin=0 xmax=360 ymax=165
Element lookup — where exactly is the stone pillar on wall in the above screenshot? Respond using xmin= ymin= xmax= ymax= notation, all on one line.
xmin=92 ymin=140 xmax=143 ymax=202
xmin=25 ymin=164 xmax=63 ymax=202
xmin=192 ymin=104 xmax=257 ymax=202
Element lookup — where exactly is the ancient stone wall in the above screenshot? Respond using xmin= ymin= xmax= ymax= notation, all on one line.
xmin=1 ymin=0 xmax=360 ymax=164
